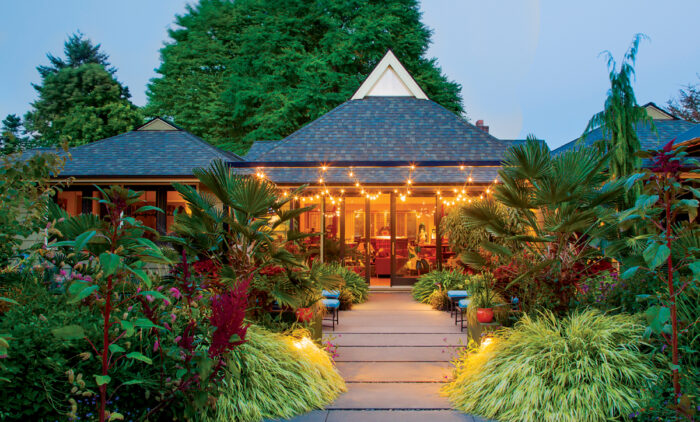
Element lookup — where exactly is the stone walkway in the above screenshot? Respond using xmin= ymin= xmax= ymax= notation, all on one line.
xmin=275 ymin=292 xmax=487 ymax=422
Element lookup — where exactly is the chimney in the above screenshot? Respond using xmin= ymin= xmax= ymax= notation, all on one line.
xmin=476 ymin=119 xmax=489 ymax=134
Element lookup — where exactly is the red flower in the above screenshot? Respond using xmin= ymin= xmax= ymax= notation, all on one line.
xmin=209 ymin=278 xmax=250 ymax=357
xmin=295 ymin=307 xmax=314 ymax=322
xmin=650 ymin=139 xmax=681 ymax=174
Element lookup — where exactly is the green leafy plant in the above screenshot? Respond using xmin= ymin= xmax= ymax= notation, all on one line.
xmin=412 ymin=269 xmax=469 ymax=304
xmin=211 ymin=326 xmax=346 ymax=421
xmin=444 ymin=310 xmax=657 ymax=421
xmin=611 ymin=141 xmax=699 ymax=414
xmin=324 ymin=262 xmax=369 ymax=304
xmin=0 ymin=149 xmax=67 ymax=268
xmin=46 ymin=186 xmax=172 ymax=422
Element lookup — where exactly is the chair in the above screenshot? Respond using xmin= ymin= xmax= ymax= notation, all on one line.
xmin=322 ymin=290 xmax=340 ymax=299
xmin=322 ymin=298 xmax=340 ymax=330
xmin=447 ymin=290 xmax=469 ymax=318
xmin=456 ymin=298 xmax=470 ymax=331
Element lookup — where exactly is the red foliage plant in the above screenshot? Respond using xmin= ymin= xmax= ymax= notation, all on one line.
xmin=209 ymin=278 xmax=250 ymax=358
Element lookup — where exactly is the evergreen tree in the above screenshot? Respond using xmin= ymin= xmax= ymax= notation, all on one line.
xmin=24 ymin=33 xmax=142 ymax=147
xmin=1 ymin=114 xmax=24 ymax=154
xmin=146 ymin=0 xmax=463 ymax=153
xmin=584 ymin=34 xmax=651 ymax=209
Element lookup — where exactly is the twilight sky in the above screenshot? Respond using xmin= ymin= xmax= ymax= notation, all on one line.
xmin=1 ymin=1 xmax=699 ymax=148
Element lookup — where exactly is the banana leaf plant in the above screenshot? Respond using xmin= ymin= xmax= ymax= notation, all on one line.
xmin=458 ymin=138 xmax=626 ymax=312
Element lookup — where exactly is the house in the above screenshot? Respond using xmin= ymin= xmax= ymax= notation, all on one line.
xmin=36 ymin=51 xmax=698 ymax=288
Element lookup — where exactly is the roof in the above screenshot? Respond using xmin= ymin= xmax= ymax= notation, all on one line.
xmin=553 ymin=119 xmax=697 ymax=155
xmin=24 ymin=118 xmax=243 ymax=177
xmin=675 ymin=124 xmax=700 ymax=146
xmin=250 ymin=96 xmax=510 ymax=163
xmin=244 ymin=140 xmax=281 ymax=161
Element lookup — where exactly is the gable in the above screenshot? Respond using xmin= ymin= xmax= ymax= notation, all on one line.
xmin=644 ymin=103 xmax=675 ymax=120
xmin=351 ymin=50 xmax=428 ymax=100
xmin=137 ymin=117 xmax=180 ymax=131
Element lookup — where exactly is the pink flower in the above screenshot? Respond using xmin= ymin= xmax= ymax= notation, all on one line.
xmin=170 ymin=313 xmax=177 ymax=323
xmin=164 ymin=300 xmax=171 ymax=306
xmin=174 ymin=336 xmax=182 ymax=343
xmin=59 ymin=269 xmax=67 ymax=276
xmin=169 ymin=287 xmax=182 ymax=300
xmin=146 ymin=295 xmax=154 ymax=303
xmin=127 ymin=306 xmax=133 ymax=312
xmin=153 ymin=339 xmax=160 ymax=352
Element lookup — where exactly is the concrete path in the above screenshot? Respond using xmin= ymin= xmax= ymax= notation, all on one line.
xmin=272 ymin=292 xmax=487 ymax=422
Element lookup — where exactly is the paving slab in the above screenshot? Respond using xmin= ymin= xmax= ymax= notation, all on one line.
xmin=328 ymin=382 xmax=451 ymax=409
xmin=326 ymin=410 xmax=484 ymax=422
xmin=326 ymin=333 xmax=467 ymax=347
xmin=268 ymin=410 xmax=328 ymax=422
xmin=335 ymin=345 xmax=459 ymax=362
xmin=333 ymin=313 xmax=462 ymax=333
xmin=336 ymin=361 xmax=452 ymax=382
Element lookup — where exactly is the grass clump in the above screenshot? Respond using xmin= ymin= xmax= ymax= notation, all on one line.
xmin=412 ymin=269 xmax=468 ymax=303
xmin=212 ymin=326 xmax=345 ymax=422
xmin=443 ymin=310 xmax=656 ymax=422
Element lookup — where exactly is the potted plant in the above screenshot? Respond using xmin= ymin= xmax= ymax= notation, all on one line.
xmin=466 ymin=273 xmax=506 ymax=324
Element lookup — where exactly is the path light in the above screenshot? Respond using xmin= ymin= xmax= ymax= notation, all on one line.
xmin=480 ymin=337 xmax=493 ymax=349
xmin=293 ymin=336 xmax=315 ymax=350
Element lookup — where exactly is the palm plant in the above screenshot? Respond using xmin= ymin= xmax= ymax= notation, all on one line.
xmin=165 ymin=160 xmax=341 ymax=312
xmin=459 ymin=138 xmax=625 ymax=312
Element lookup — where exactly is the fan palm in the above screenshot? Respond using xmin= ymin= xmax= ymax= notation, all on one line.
xmin=460 ymin=138 xmax=625 ymax=312
xmin=165 ymin=159 xmax=341 ymax=310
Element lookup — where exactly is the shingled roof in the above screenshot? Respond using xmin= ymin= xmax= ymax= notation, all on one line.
xmin=553 ymin=103 xmax=697 ymax=155
xmin=248 ymin=96 xmax=509 ymax=163
xmin=24 ymin=118 xmax=243 ymax=177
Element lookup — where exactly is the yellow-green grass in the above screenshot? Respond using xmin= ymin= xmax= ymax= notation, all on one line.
xmin=443 ymin=310 xmax=656 ymax=422
xmin=212 ymin=326 xmax=346 ymax=421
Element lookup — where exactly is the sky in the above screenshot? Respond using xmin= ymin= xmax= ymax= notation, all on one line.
xmin=1 ymin=1 xmax=699 ymax=148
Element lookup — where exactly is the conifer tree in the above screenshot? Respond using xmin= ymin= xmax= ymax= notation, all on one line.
xmin=24 ymin=32 xmax=141 ymax=147
xmin=146 ymin=0 xmax=462 ymax=153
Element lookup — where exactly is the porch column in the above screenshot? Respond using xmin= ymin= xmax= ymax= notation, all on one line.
xmin=365 ymin=196 xmax=371 ymax=285
xmin=390 ymin=191 xmax=396 ymax=285
xmin=339 ymin=197 xmax=346 ymax=263
xmin=291 ymin=197 xmax=300 ymax=232
xmin=156 ymin=187 xmax=167 ymax=234
xmin=435 ymin=195 xmax=443 ymax=270
xmin=320 ymin=195 xmax=326 ymax=263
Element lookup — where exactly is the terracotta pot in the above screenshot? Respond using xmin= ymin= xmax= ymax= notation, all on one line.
xmin=476 ymin=308 xmax=494 ymax=323
xmin=295 ymin=307 xmax=313 ymax=322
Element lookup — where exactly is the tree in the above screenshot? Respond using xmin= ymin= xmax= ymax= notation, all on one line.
xmin=24 ymin=33 xmax=141 ymax=147
xmin=584 ymin=34 xmax=652 ymax=209
xmin=1 ymin=114 xmax=25 ymax=154
xmin=667 ymin=76 xmax=700 ymax=123
xmin=37 ymin=31 xmax=114 ymax=77
xmin=146 ymin=0 xmax=463 ymax=154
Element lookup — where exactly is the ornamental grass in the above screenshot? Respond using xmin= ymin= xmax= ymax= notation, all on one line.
xmin=326 ymin=262 xmax=369 ymax=304
xmin=443 ymin=310 xmax=657 ymax=422
xmin=212 ymin=326 xmax=346 ymax=422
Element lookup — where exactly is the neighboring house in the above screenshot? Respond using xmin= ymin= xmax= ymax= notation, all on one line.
xmin=553 ymin=103 xmax=700 ymax=157
xmin=35 ymin=118 xmax=243 ymax=233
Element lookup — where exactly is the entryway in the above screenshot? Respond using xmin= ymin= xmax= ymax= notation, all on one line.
xmin=281 ymin=292 xmax=489 ymax=421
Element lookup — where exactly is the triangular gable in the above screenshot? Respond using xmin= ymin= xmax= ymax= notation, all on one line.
xmin=136 ymin=117 xmax=181 ymax=131
xmin=643 ymin=102 xmax=676 ymax=120
xmin=351 ymin=50 xmax=428 ymax=100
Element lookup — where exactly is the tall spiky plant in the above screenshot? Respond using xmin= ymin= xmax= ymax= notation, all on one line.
xmin=584 ymin=34 xmax=653 ymax=209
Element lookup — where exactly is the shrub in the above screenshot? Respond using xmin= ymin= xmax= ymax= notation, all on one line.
xmin=412 ymin=269 xmax=468 ymax=303
xmin=428 ymin=289 xmax=451 ymax=311
xmin=444 ymin=310 xmax=657 ymax=422
xmin=325 ymin=263 xmax=369 ymax=304
xmin=211 ymin=326 xmax=346 ymax=421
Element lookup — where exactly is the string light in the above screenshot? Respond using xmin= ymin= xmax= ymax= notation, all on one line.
xmin=318 ymin=177 xmax=324 ymax=184
xmin=460 ymin=165 xmax=465 ymax=170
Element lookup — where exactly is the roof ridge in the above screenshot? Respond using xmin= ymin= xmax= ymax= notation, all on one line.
xmin=181 ymin=132 xmax=244 ymax=162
